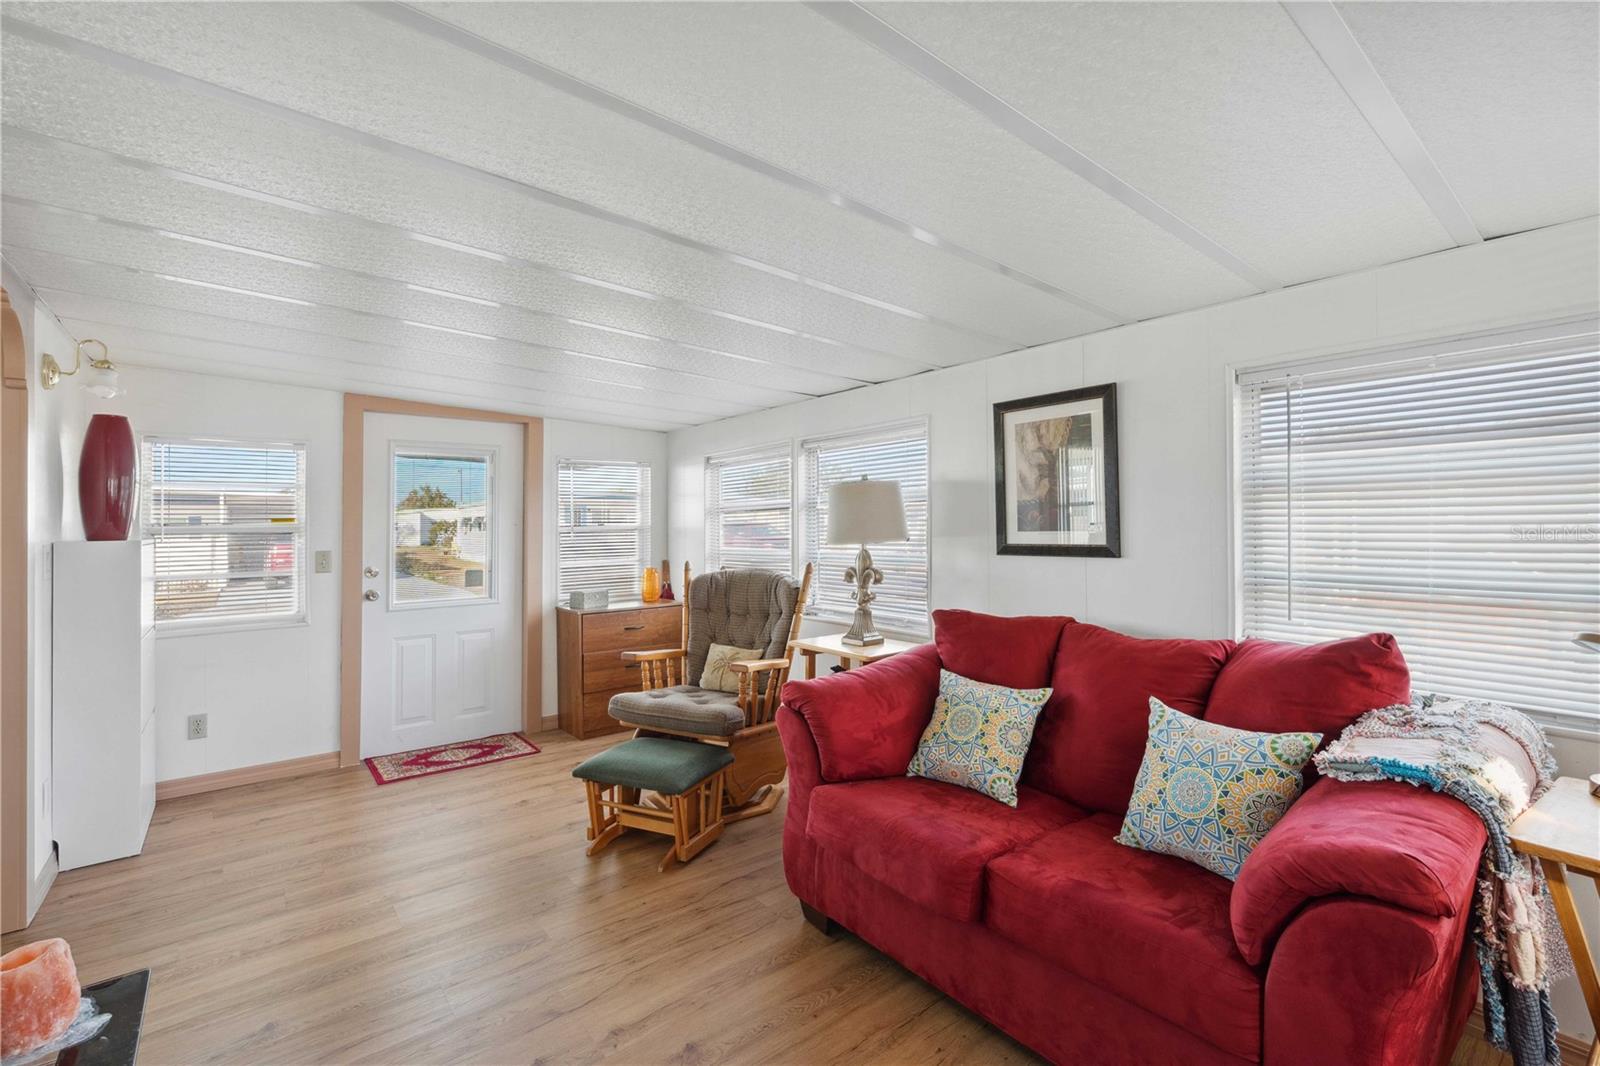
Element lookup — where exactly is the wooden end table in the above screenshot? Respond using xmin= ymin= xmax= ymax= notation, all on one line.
xmin=789 ymin=632 xmax=920 ymax=680
xmin=1508 ymin=776 xmax=1600 ymax=1066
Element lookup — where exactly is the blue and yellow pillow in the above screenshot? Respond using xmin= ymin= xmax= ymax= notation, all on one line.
xmin=907 ymin=670 xmax=1051 ymax=807
xmin=1117 ymin=697 xmax=1320 ymax=879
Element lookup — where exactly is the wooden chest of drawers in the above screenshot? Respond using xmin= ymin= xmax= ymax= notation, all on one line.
xmin=556 ymin=600 xmax=684 ymax=739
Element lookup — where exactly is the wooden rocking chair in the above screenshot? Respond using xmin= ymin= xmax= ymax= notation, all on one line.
xmin=610 ymin=562 xmax=813 ymax=822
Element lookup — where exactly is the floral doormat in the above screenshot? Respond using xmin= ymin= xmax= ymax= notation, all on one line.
xmin=364 ymin=732 xmax=541 ymax=785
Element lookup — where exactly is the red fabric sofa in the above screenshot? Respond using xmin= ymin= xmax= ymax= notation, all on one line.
xmin=776 ymin=612 xmax=1487 ymax=1065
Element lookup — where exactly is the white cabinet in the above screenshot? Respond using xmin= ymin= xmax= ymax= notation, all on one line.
xmin=52 ymin=540 xmax=157 ymax=870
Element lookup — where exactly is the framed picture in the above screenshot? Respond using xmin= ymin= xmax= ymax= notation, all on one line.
xmin=994 ymin=383 xmax=1121 ymax=557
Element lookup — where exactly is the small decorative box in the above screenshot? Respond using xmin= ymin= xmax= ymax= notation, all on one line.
xmin=568 ymin=589 xmax=610 ymax=610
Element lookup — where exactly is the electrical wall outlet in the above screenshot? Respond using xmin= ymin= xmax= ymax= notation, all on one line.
xmin=314 ymin=550 xmax=333 ymax=574
xmin=187 ymin=714 xmax=208 ymax=740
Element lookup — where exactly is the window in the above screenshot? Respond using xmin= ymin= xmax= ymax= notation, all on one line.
xmin=802 ymin=422 xmax=930 ymax=636
xmin=143 ymin=436 xmax=307 ymax=628
xmin=557 ymin=459 xmax=652 ymax=601
xmin=705 ymin=444 xmax=792 ymax=572
xmin=1236 ymin=322 xmax=1600 ymax=727
xmin=391 ymin=448 xmax=494 ymax=605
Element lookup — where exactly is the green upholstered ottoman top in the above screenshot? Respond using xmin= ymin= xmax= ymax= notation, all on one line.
xmin=571 ymin=737 xmax=734 ymax=795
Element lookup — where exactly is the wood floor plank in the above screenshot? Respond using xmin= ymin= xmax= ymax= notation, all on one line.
xmin=5 ymin=730 xmax=1507 ymax=1064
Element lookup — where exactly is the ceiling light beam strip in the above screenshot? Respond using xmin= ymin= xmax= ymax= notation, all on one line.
xmin=14 ymin=255 xmax=803 ymax=412
xmin=1 ymin=191 xmax=852 ymax=393
xmin=3 ymin=125 xmax=934 ymax=380
xmin=0 ymin=15 xmax=1018 ymax=349
xmin=1280 ymin=2 xmax=1481 ymax=246
xmin=367 ymin=1 xmax=1129 ymax=326
xmin=94 ymin=344 xmax=697 ymax=431
xmin=40 ymin=287 xmax=771 ymax=418
xmin=806 ymin=1 xmax=1282 ymax=293
xmin=60 ymin=326 xmax=717 ymax=426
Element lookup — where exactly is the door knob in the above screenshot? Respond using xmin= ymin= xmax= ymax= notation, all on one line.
xmin=364 ymin=589 xmax=380 ymax=602
xmin=364 ymin=566 xmax=380 ymax=578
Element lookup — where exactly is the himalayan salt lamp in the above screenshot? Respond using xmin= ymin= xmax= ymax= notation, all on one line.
xmin=1 ymin=938 xmax=81 ymax=1056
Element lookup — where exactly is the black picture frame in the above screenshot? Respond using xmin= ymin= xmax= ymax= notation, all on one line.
xmin=993 ymin=382 xmax=1121 ymax=558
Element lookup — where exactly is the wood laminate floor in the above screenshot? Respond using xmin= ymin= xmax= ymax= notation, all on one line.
xmin=5 ymin=731 xmax=1039 ymax=1065
xmin=7 ymin=730 xmax=1517 ymax=1065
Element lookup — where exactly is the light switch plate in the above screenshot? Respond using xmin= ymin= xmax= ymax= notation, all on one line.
xmin=314 ymin=550 xmax=333 ymax=574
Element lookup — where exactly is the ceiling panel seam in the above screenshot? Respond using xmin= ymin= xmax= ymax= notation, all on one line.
xmin=1280 ymin=2 xmax=1482 ymax=246
xmin=1 ymin=126 xmax=940 ymax=378
xmin=92 ymin=343 xmax=699 ymax=430
xmin=12 ymin=254 xmax=818 ymax=408
xmin=365 ymin=1 xmax=1132 ymax=326
xmin=806 ymin=1 xmax=1283 ymax=294
xmin=1 ymin=191 xmax=876 ymax=392
xmin=35 ymin=286 xmax=783 ymax=410
xmin=58 ymin=321 xmax=724 ymax=424
xmin=1 ymin=14 xmax=1025 ymax=349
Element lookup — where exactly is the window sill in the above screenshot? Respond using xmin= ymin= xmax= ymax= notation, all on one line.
xmin=156 ymin=617 xmax=311 ymax=640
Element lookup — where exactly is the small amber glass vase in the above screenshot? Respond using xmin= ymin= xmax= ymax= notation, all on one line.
xmin=640 ymin=566 xmax=661 ymax=603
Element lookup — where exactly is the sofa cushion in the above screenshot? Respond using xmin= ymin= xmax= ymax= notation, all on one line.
xmin=1205 ymin=634 xmax=1410 ymax=740
xmin=805 ymin=777 xmax=1086 ymax=922
xmin=1117 ymin=698 xmax=1320 ymax=879
xmin=906 ymin=670 xmax=1052 ymax=807
xmin=1025 ymin=623 xmax=1235 ymax=812
xmin=986 ymin=813 xmax=1264 ymax=1062
xmin=932 ymin=609 xmax=1070 ymax=688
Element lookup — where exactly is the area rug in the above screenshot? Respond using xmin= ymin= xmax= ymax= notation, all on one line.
xmin=364 ymin=732 xmax=541 ymax=785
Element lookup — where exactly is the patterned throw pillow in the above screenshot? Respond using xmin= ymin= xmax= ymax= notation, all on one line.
xmin=700 ymin=643 xmax=763 ymax=693
xmin=1117 ymin=697 xmax=1320 ymax=879
xmin=906 ymin=670 xmax=1052 ymax=807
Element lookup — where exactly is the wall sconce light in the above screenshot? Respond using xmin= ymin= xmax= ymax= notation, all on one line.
xmin=41 ymin=338 xmax=123 ymax=399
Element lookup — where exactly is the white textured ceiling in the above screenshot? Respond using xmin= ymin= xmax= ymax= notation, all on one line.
xmin=2 ymin=2 xmax=1595 ymax=429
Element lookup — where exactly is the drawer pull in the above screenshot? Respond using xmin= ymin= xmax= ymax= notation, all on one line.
xmin=622 ymin=624 xmax=645 ymax=631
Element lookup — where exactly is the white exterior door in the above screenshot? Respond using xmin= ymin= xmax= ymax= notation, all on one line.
xmin=360 ymin=413 xmax=522 ymax=758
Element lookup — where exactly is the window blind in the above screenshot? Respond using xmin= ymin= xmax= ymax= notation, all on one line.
xmin=1237 ymin=323 xmax=1600 ymax=727
xmin=143 ymin=437 xmax=307 ymax=627
xmin=802 ymin=422 xmax=930 ymax=636
xmin=705 ymin=444 xmax=792 ymax=573
xmin=557 ymin=459 xmax=652 ymax=601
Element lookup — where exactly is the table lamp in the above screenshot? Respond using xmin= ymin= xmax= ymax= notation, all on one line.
xmin=827 ymin=476 xmax=908 ymax=647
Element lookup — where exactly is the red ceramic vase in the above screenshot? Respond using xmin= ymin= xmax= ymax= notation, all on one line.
xmin=79 ymin=414 xmax=137 ymax=541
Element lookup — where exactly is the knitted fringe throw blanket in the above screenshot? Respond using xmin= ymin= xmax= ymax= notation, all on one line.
xmin=1313 ymin=695 xmax=1571 ymax=1066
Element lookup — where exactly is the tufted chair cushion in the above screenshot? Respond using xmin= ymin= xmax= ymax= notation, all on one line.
xmin=608 ymin=686 xmax=747 ymax=737
xmin=686 ymin=569 xmax=800 ymax=690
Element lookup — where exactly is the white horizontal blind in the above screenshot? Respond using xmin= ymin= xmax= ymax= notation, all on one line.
xmin=1238 ymin=327 xmax=1600 ymax=726
xmin=558 ymin=459 xmax=651 ymax=601
xmin=705 ymin=444 xmax=792 ymax=573
xmin=802 ymin=422 xmax=930 ymax=636
xmin=143 ymin=437 xmax=307 ymax=627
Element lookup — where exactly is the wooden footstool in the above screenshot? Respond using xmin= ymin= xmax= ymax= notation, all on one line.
xmin=573 ymin=737 xmax=734 ymax=872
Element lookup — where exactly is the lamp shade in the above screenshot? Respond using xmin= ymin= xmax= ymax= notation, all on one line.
xmin=827 ymin=477 xmax=907 ymax=545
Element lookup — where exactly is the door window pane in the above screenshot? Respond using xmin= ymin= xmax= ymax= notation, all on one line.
xmin=392 ymin=450 xmax=493 ymax=605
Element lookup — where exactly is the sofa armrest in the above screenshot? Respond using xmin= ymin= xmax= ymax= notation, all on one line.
xmin=777 ymin=643 xmax=940 ymax=782
xmin=1231 ymin=778 xmax=1486 ymax=965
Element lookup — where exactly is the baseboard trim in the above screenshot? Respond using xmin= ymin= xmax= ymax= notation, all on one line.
xmin=156 ymin=751 xmax=342 ymax=801
xmin=1465 ymin=1006 xmax=1592 ymax=1065
xmin=7 ymin=853 xmax=58 ymax=933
